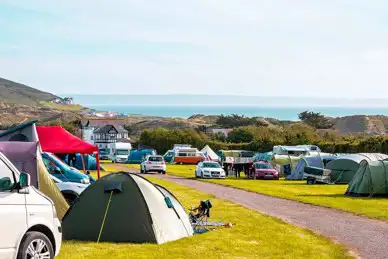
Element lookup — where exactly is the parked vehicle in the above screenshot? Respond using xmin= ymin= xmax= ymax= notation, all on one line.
xmin=0 ymin=152 xmax=62 ymax=259
xmin=250 ymin=162 xmax=279 ymax=180
xmin=98 ymin=148 xmax=110 ymax=160
xmin=109 ymin=142 xmax=132 ymax=163
xmin=195 ymin=161 xmax=226 ymax=179
xmin=173 ymin=148 xmax=205 ymax=165
xmin=42 ymin=152 xmax=91 ymax=184
xmin=50 ymin=174 xmax=88 ymax=205
xmin=140 ymin=155 xmax=166 ymax=174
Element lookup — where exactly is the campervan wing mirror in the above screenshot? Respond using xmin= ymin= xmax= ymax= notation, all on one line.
xmin=19 ymin=172 xmax=31 ymax=188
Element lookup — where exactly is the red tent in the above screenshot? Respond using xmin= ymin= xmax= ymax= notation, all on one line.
xmin=36 ymin=126 xmax=101 ymax=178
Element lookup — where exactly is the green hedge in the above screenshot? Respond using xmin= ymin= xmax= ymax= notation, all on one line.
xmin=139 ymin=128 xmax=388 ymax=154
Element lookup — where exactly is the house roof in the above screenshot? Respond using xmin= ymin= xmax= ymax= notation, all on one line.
xmin=0 ymin=120 xmax=38 ymax=138
xmin=94 ymin=125 xmax=117 ymax=134
xmin=93 ymin=125 xmax=128 ymax=134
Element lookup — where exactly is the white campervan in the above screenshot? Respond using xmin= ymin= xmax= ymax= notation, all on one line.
xmin=110 ymin=142 xmax=132 ymax=163
xmin=272 ymin=145 xmax=321 ymax=156
xmin=0 ymin=152 xmax=62 ymax=259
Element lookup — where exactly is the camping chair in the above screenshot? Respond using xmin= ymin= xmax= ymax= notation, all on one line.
xmin=189 ymin=200 xmax=212 ymax=233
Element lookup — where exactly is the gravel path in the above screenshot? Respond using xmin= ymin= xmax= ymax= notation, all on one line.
xmin=111 ymin=165 xmax=388 ymax=259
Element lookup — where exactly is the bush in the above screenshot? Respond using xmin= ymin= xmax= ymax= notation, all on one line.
xmin=138 ymin=125 xmax=388 ymax=154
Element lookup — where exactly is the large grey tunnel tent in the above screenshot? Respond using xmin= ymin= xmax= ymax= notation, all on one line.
xmin=62 ymin=172 xmax=193 ymax=244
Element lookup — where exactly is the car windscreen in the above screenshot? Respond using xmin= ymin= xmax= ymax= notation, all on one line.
xmin=149 ymin=156 xmax=163 ymax=162
xmin=203 ymin=163 xmax=220 ymax=168
xmin=47 ymin=153 xmax=71 ymax=171
xmin=255 ymin=163 xmax=272 ymax=169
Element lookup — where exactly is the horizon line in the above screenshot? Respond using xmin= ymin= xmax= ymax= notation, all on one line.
xmin=61 ymin=93 xmax=388 ymax=100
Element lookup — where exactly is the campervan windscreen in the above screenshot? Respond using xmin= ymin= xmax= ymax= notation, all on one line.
xmin=116 ymin=149 xmax=129 ymax=156
xmin=241 ymin=151 xmax=255 ymax=157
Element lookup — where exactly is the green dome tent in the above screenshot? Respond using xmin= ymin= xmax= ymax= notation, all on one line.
xmin=62 ymin=172 xmax=193 ymax=244
xmin=346 ymin=160 xmax=388 ymax=197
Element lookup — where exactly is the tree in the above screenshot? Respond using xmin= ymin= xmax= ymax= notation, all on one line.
xmin=298 ymin=111 xmax=333 ymax=129
xmin=227 ymin=128 xmax=254 ymax=143
xmin=212 ymin=132 xmax=226 ymax=142
xmin=216 ymin=114 xmax=267 ymax=128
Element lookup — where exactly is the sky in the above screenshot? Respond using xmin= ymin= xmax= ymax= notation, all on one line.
xmin=1 ymin=1 xmax=388 ymax=98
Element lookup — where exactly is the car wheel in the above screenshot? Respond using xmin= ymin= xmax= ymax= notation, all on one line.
xmin=112 ymin=160 xmax=115 ymax=163
xmin=162 ymin=171 xmax=166 ymax=174
xmin=63 ymin=192 xmax=78 ymax=206
xmin=17 ymin=231 xmax=54 ymax=259
xmin=307 ymin=178 xmax=315 ymax=185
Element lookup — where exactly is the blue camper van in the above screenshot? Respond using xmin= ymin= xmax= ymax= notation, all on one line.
xmin=127 ymin=149 xmax=157 ymax=164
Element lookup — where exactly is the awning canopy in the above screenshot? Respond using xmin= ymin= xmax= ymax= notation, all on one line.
xmin=37 ymin=126 xmax=98 ymax=154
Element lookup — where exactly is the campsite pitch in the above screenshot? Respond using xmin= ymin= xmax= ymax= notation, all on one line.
xmin=58 ymin=176 xmax=350 ymax=259
xmin=123 ymin=164 xmax=388 ymax=220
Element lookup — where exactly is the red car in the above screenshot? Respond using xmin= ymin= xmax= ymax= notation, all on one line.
xmin=250 ymin=162 xmax=279 ymax=180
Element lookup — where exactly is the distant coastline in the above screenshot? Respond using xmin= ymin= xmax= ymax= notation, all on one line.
xmin=68 ymin=94 xmax=388 ymax=108
xmin=85 ymin=104 xmax=388 ymax=121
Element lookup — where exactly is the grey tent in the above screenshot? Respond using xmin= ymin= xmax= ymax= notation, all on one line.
xmin=0 ymin=120 xmax=39 ymax=142
xmin=62 ymin=172 xmax=193 ymax=244
xmin=346 ymin=160 xmax=388 ymax=197
xmin=286 ymin=154 xmax=338 ymax=180
xmin=0 ymin=141 xmax=69 ymax=219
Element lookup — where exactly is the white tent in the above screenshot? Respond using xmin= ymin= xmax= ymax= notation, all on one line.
xmin=201 ymin=145 xmax=219 ymax=162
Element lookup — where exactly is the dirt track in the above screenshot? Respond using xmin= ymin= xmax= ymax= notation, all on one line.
xmin=111 ymin=165 xmax=388 ymax=259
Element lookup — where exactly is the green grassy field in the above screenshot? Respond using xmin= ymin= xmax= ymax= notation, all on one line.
xmin=40 ymin=101 xmax=84 ymax=111
xmin=58 ymin=175 xmax=350 ymax=259
xmin=121 ymin=164 xmax=388 ymax=221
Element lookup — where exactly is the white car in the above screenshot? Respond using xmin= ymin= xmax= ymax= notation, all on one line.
xmin=195 ymin=161 xmax=226 ymax=179
xmin=50 ymin=174 xmax=88 ymax=205
xmin=0 ymin=152 xmax=62 ymax=259
xmin=140 ymin=155 xmax=166 ymax=174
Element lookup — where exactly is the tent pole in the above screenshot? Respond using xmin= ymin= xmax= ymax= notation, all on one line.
xmin=81 ymin=154 xmax=86 ymax=173
xmin=96 ymin=152 xmax=101 ymax=179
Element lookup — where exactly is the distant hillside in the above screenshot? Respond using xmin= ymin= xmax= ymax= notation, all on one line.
xmin=0 ymin=77 xmax=58 ymax=105
xmin=0 ymin=77 xmax=84 ymax=127
xmin=330 ymin=115 xmax=388 ymax=136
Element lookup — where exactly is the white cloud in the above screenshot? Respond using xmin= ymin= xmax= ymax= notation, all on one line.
xmin=1 ymin=0 xmax=388 ymax=98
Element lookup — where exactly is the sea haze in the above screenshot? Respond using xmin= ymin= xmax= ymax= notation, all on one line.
xmin=68 ymin=94 xmax=388 ymax=120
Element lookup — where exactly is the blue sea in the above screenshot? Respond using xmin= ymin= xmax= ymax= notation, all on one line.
xmin=86 ymin=105 xmax=388 ymax=121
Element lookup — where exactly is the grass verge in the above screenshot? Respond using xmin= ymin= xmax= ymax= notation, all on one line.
xmin=122 ymin=164 xmax=388 ymax=221
xmin=58 ymin=174 xmax=350 ymax=259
